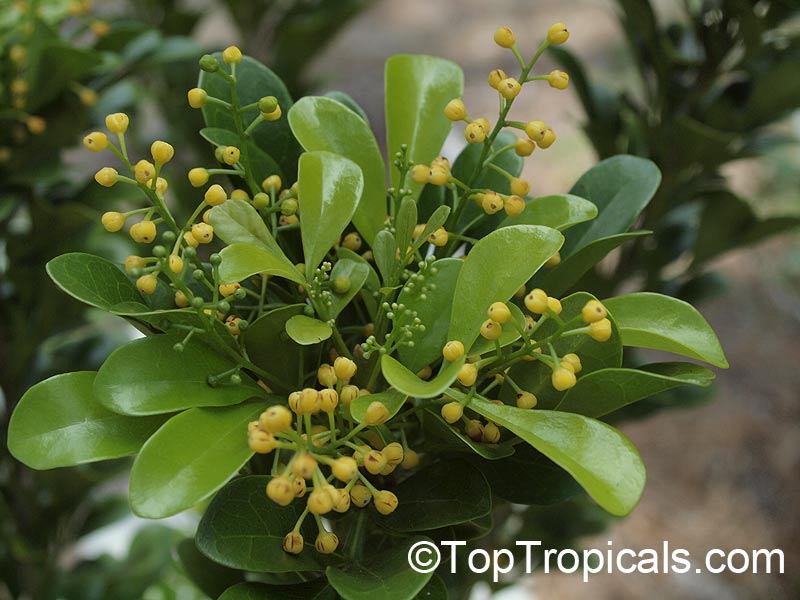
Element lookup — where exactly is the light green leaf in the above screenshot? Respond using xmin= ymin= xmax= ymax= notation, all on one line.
xmin=381 ymin=460 xmax=492 ymax=532
xmin=449 ymin=225 xmax=564 ymax=349
xmin=197 ymin=476 xmax=323 ymax=573
xmin=46 ymin=253 xmax=147 ymax=313
xmin=298 ymin=151 xmax=364 ymax=278
xmin=563 ymin=156 xmax=661 ymax=255
xmin=381 ymin=355 xmax=464 ymax=400
xmin=499 ymin=194 xmax=598 ymax=231
xmin=129 ymin=402 xmax=263 ymax=518
xmin=285 ymin=315 xmax=332 ymax=345
xmin=603 ymin=292 xmax=728 ymax=368
xmin=556 ymin=363 xmax=716 ymax=418
xmin=328 ymin=259 xmax=370 ymax=319
xmin=349 ymin=390 xmax=407 ymax=423
xmin=385 ymin=54 xmax=463 ymax=193
xmin=326 ymin=536 xmax=433 ymax=600
xmin=395 ymin=196 xmax=418 ymax=254
xmin=209 ymin=199 xmax=286 ymax=257
xmin=219 ymin=243 xmax=305 ymax=285
xmin=289 ymin=96 xmax=385 ymax=243
xmin=8 ymin=372 xmax=166 ymax=469
xmin=469 ymin=395 xmax=646 ymax=516
xmin=94 ymin=335 xmax=261 ymax=415
xmin=537 ymin=231 xmax=651 ymax=297
xmin=372 ymin=229 xmax=398 ymax=283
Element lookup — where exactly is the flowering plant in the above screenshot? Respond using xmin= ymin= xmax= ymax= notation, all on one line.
xmin=8 ymin=22 xmax=727 ymax=598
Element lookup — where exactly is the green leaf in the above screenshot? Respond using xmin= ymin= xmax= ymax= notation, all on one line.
xmin=448 ymin=225 xmax=564 ymax=349
xmin=421 ymin=409 xmax=514 ymax=460
xmin=499 ymin=194 xmax=598 ymax=231
xmin=245 ymin=305 xmax=307 ymax=390
xmin=536 ymin=231 xmax=651 ymax=297
xmin=46 ymin=253 xmax=146 ymax=313
xmin=298 ymin=151 xmax=364 ymax=278
xmin=603 ymin=292 xmax=728 ymax=368
xmin=556 ymin=363 xmax=716 ymax=418
xmin=372 ymin=229 xmax=398 ymax=283
xmin=324 ymin=90 xmax=369 ymax=123
xmin=200 ymin=127 xmax=283 ymax=182
xmin=329 ymin=259 xmax=370 ymax=319
xmin=285 ymin=315 xmax=332 ymax=345
xmin=349 ymin=390 xmax=407 ymax=424
xmin=197 ymin=475 xmax=323 ymax=572
xmin=129 ymin=402 xmax=263 ymax=518
xmin=396 ymin=258 xmax=462 ymax=373
xmin=94 ymin=334 xmax=261 ymax=415
xmin=471 ymin=444 xmax=581 ymax=505
xmin=411 ymin=205 xmax=451 ymax=253
xmin=469 ymin=396 xmax=645 ymax=516
xmin=395 ymin=196 xmax=418 ymax=255
xmin=209 ymin=199 xmax=287 ymax=257
xmin=385 ymin=54 xmax=463 ymax=192
xmin=562 ymin=156 xmax=661 ymax=255
xmin=500 ymin=292 xmax=622 ymax=410
xmin=289 ymin=96 xmax=385 ymax=243
xmin=219 ymin=243 xmax=306 ymax=285
xmin=415 ymin=575 xmax=448 ymax=600
xmin=28 ymin=41 xmax=101 ymax=110
xmin=381 ymin=460 xmax=492 ymax=532
xmin=177 ymin=538 xmax=244 ymax=599
xmin=199 ymin=54 xmax=300 ymax=180
xmin=8 ymin=372 xmax=166 ymax=470
xmin=381 ymin=355 xmax=464 ymax=400
xmin=219 ymin=580 xmax=336 ymax=600
xmin=326 ymin=536 xmax=433 ymax=600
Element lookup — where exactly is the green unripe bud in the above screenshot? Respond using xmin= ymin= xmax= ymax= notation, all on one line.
xmin=281 ymin=198 xmax=298 ymax=216
xmin=191 ymin=297 xmax=205 ymax=309
xmin=332 ymin=276 xmax=351 ymax=294
xmin=199 ymin=54 xmax=220 ymax=72
xmin=259 ymin=96 xmax=279 ymax=114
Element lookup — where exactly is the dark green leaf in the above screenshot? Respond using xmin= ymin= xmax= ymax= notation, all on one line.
xmin=421 ymin=409 xmax=514 ymax=460
xmin=177 ymin=538 xmax=244 ymax=598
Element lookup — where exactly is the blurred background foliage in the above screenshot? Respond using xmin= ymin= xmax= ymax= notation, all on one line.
xmin=0 ymin=0 xmax=797 ymax=598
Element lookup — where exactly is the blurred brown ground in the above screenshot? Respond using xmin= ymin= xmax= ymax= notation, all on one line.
xmin=305 ymin=0 xmax=800 ymax=597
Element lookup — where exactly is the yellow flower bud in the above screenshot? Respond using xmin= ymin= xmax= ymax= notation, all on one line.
xmin=188 ymin=168 xmax=209 ymax=187
xmin=547 ymin=69 xmax=570 ymax=90
xmin=364 ymin=401 xmax=390 ymax=425
xmin=441 ymin=401 xmax=463 ymax=424
xmin=444 ymin=98 xmax=467 ymax=121
xmin=481 ymin=192 xmax=504 ymax=214
xmin=487 ymin=68 xmax=508 ymax=90
xmin=134 ymin=160 xmax=155 ymax=184
xmin=525 ymin=120 xmax=547 ymax=143
xmin=515 ymin=137 xmax=536 ymax=157
xmin=204 ymin=183 xmax=227 ymax=206
xmin=183 ymin=231 xmax=199 ymax=248
xmin=547 ymin=22 xmax=570 ymax=45
xmin=105 ymin=112 xmax=129 ymax=134
xmin=510 ymin=177 xmax=530 ymax=197
xmin=442 ymin=340 xmax=465 ymax=362
xmin=516 ymin=391 xmax=538 ymax=409
xmin=125 ymin=255 xmax=145 ymax=274
xmin=504 ymin=194 xmax=525 ymax=217
xmin=101 ymin=211 xmax=125 ymax=232
xmin=582 ymin=300 xmax=607 ymax=323
xmin=334 ymin=356 xmax=357 ymax=380
xmin=428 ymin=227 xmax=448 ymax=247
xmin=374 ymin=490 xmax=398 ymax=515
xmin=464 ymin=121 xmax=486 ymax=144
xmin=498 ymin=77 xmax=521 ymax=100
xmin=83 ymin=131 xmax=108 ymax=152
xmin=524 ymin=288 xmax=548 ymax=314
xmin=222 ymin=146 xmax=240 ymax=166
xmin=191 ymin=222 xmax=214 ymax=244
xmin=262 ymin=174 xmax=282 ymax=191
xmin=150 ymin=140 xmax=174 ymax=164
xmin=222 ymin=45 xmax=243 ymax=65
xmin=315 ymin=532 xmax=339 ymax=554
xmin=136 ymin=274 xmax=158 ymax=295
xmin=544 ymin=252 xmax=561 ymax=268
xmin=187 ymin=87 xmax=207 ymax=108
xmin=457 ymin=363 xmax=478 ymax=387
xmin=538 ymin=128 xmax=556 ymax=149
xmin=589 ymin=318 xmax=612 ymax=342
xmin=552 ymin=366 xmax=577 ymax=391
xmin=342 ymin=232 xmax=362 ymax=251
xmin=493 ymin=26 xmax=516 ymax=48
xmin=130 ymin=220 xmax=157 ymax=243
xmin=168 ymin=254 xmax=184 ymax=274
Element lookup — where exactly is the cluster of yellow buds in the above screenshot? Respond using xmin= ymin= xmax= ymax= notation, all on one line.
xmin=244 ymin=357 xmax=420 ymax=555
xmin=410 ymin=156 xmax=451 ymax=186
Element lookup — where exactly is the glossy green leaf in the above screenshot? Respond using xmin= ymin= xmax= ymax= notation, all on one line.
xmin=500 ymin=292 xmax=622 ymax=410
xmin=219 ymin=243 xmax=305 ymax=285
xmin=382 ymin=460 xmax=492 ymax=532
xmin=471 ymin=444 xmax=581 ymax=505
xmin=603 ymin=292 xmax=728 ymax=368
xmin=499 ymin=194 xmax=598 ymax=231
xmin=537 ymin=231 xmax=651 ymax=297
xmin=130 ymin=402 xmax=264 ymax=518
xmin=562 ymin=156 xmax=661 ymax=255
xmin=449 ymin=225 xmax=564 ymax=349
xmin=200 ymin=127 xmax=283 ymax=182
xmin=285 ymin=315 xmax=332 ymax=345
xmin=395 ymin=196 xmax=418 ymax=254
xmin=199 ymin=54 xmax=300 ymax=180
xmin=289 ymin=96 xmax=385 ymax=243
xmin=177 ymin=538 xmax=244 ymax=599
xmin=381 ymin=355 xmax=464 ymax=400
xmin=209 ymin=199 xmax=286 ymax=257
xmin=411 ymin=205 xmax=451 ymax=253
xmin=385 ymin=54 xmax=463 ymax=191
xmin=326 ymin=536 xmax=433 ymax=600
xmin=469 ymin=395 xmax=646 ymax=516
xmin=94 ymin=334 xmax=261 ymax=415
xmin=349 ymin=390 xmax=407 ymax=424
xmin=328 ymin=259 xmax=370 ymax=318
xmin=556 ymin=363 xmax=716 ymax=418
xmin=46 ymin=253 xmax=146 ymax=313
xmin=397 ymin=258 xmax=462 ymax=373
xmin=219 ymin=580 xmax=336 ymax=600
xmin=244 ymin=305 xmax=307 ymax=390
xmin=415 ymin=575 xmax=448 ymax=600
xmin=421 ymin=409 xmax=514 ymax=460
xmin=325 ymin=90 xmax=369 ymax=123
xmin=8 ymin=372 xmax=166 ymax=470
xmin=298 ymin=151 xmax=364 ymax=278
xmin=197 ymin=476 xmax=323 ymax=572
xmin=372 ymin=229 xmax=398 ymax=283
